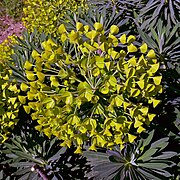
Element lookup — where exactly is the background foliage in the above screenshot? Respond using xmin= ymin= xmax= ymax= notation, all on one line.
xmin=0 ymin=0 xmax=24 ymax=21
xmin=22 ymin=0 xmax=87 ymax=36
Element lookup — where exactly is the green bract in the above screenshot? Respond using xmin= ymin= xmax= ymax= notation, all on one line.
xmin=21 ymin=22 xmax=162 ymax=153
xmin=0 ymin=62 xmax=20 ymax=143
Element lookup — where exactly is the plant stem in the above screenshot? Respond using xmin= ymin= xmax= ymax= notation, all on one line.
xmin=34 ymin=165 xmax=49 ymax=180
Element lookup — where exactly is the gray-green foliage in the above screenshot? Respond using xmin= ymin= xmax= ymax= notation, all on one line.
xmin=61 ymin=7 xmax=130 ymax=37
xmin=137 ymin=0 xmax=180 ymax=30
xmin=137 ymin=20 xmax=180 ymax=65
xmin=0 ymin=128 xmax=90 ymax=180
xmin=83 ymin=130 xmax=178 ymax=180
xmin=8 ymin=30 xmax=47 ymax=83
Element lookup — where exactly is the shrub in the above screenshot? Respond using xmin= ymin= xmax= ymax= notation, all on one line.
xmin=19 ymin=22 xmax=162 ymax=153
xmin=0 ymin=35 xmax=17 ymax=63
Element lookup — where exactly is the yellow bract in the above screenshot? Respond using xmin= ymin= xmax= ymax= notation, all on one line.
xmin=137 ymin=80 xmax=145 ymax=89
xmin=147 ymin=49 xmax=156 ymax=58
xmin=137 ymin=126 xmax=145 ymax=133
xmin=76 ymin=22 xmax=84 ymax=31
xmin=119 ymin=34 xmax=126 ymax=44
xmin=94 ymin=22 xmax=103 ymax=32
xmin=127 ymin=43 xmax=138 ymax=53
xmin=26 ymin=71 xmax=36 ymax=81
xmin=128 ymin=134 xmax=137 ymax=143
xmin=127 ymin=35 xmax=136 ymax=44
xmin=18 ymin=96 xmax=26 ymax=104
xmin=32 ymin=50 xmax=40 ymax=58
xmin=148 ymin=63 xmax=160 ymax=73
xmin=110 ymin=25 xmax=119 ymax=35
xmin=68 ymin=30 xmax=79 ymax=43
xmin=20 ymin=83 xmax=29 ymax=91
xmin=86 ymin=30 xmax=99 ymax=40
xmin=153 ymin=76 xmax=162 ymax=85
xmin=140 ymin=43 xmax=148 ymax=53
xmin=24 ymin=61 xmax=33 ymax=70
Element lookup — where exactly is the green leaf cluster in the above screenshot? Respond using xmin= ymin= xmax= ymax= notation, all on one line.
xmin=19 ymin=22 xmax=162 ymax=152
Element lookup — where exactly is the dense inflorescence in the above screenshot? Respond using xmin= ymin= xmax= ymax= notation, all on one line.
xmin=22 ymin=0 xmax=87 ymax=36
xmin=19 ymin=22 xmax=162 ymax=153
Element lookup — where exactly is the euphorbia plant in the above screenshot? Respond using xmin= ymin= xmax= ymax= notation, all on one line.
xmin=19 ymin=22 xmax=162 ymax=153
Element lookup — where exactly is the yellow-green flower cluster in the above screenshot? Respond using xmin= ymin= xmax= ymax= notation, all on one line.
xmin=0 ymin=35 xmax=17 ymax=62
xmin=19 ymin=22 xmax=162 ymax=153
xmin=22 ymin=0 xmax=87 ymax=36
xmin=0 ymin=62 xmax=20 ymax=143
